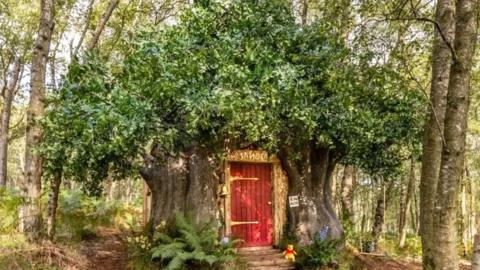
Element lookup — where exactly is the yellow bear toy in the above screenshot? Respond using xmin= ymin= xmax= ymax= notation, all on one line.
xmin=283 ymin=244 xmax=297 ymax=262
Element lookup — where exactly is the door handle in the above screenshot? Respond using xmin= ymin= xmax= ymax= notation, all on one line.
xmin=267 ymin=201 xmax=272 ymax=205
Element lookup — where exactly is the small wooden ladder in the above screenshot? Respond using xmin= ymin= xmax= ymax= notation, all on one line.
xmin=238 ymin=246 xmax=295 ymax=270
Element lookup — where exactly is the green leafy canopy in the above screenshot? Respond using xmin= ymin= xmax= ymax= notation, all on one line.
xmin=41 ymin=0 xmax=424 ymax=191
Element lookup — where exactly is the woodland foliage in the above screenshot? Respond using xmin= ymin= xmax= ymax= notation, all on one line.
xmin=41 ymin=0 xmax=424 ymax=193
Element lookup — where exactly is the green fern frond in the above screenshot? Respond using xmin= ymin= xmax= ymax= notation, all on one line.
xmin=154 ymin=232 xmax=173 ymax=243
xmin=165 ymin=256 xmax=186 ymax=270
xmin=179 ymin=229 xmax=202 ymax=250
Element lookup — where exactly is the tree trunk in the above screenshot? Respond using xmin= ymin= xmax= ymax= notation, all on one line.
xmin=300 ymin=0 xmax=308 ymax=25
xmin=398 ymin=175 xmax=406 ymax=234
xmin=46 ymin=171 xmax=61 ymax=239
xmin=432 ymin=0 xmax=477 ymax=268
xmin=371 ymin=179 xmax=394 ymax=248
xmin=399 ymin=159 xmax=415 ymax=248
xmin=279 ymin=145 xmax=343 ymax=244
xmin=472 ymin=234 xmax=480 ymax=270
xmin=340 ymin=165 xmax=356 ymax=227
xmin=185 ymin=147 xmax=219 ymax=225
xmin=19 ymin=0 xmax=55 ymax=242
xmin=140 ymin=146 xmax=219 ymax=227
xmin=0 ymin=57 xmax=21 ymax=187
xmin=419 ymin=0 xmax=455 ymax=267
xmin=72 ymin=0 xmax=95 ymax=59
xmin=87 ymin=0 xmax=119 ymax=50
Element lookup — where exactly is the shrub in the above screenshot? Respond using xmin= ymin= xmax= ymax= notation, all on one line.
xmin=56 ymin=190 xmax=121 ymax=241
xmin=128 ymin=212 xmax=241 ymax=270
xmin=127 ymin=234 xmax=156 ymax=270
xmin=295 ymin=238 xmax=340 ymax=270
xmin=0 ymin=188 xmax=23 ymax=233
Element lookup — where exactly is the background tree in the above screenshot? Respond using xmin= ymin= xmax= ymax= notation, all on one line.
xmin=19 ymin=0 xmax=56 ymax=242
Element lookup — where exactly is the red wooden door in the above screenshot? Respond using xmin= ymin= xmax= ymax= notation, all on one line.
xmin=230 ymin=162 xmax=273 ymax=247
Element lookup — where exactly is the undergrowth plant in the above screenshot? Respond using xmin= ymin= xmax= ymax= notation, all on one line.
xmin=295 ymin=238 xmax=340 ymax=270
xmin=0 ymin=188 xmax=23 ymax=233
xmin=56 ymin=190 xmax=121 ymax=241
xmin=128 ymin=212 xmax=241 ymax=270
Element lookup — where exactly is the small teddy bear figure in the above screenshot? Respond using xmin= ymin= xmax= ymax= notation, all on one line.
xmin=283 ymin=244 xmax=297 ymax=262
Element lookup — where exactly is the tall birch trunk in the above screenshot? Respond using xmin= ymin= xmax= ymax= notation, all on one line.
xmin=419 ymin=0 xmax=455 ymax=267
xmin=0 ymin=57 xmax=22 ymax=187
xmin=19 ymin=0 xmax=55 ymax=242
xmin=433 ymin=0 xmax=477 ymax=268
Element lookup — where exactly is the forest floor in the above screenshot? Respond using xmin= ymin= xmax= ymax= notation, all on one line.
xmin=352 ymin=252 xmax=471 ymax=270
xmin=80 ymin=227 xmax=129 ymax=270
xmin=74 ymin=229 xmax=473 ymax=270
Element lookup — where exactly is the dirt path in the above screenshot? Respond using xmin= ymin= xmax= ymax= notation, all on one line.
xmin=80 ymin=228 xmax=129 ymax=270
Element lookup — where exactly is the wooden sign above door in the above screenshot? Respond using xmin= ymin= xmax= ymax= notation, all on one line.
xmin=226 ymin=150 xmax=279 ymax=163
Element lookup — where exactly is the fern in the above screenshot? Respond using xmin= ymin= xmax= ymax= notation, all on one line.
xmin=295 ymin=238 xmax=340 ymax=269
xmin=147 ymin=212 xmax=240 ymax=270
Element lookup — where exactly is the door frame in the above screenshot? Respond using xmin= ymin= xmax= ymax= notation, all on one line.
xmin=223 ymin=150 xmax=288 ymax=246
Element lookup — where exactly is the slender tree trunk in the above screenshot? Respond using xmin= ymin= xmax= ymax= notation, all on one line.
xmin=371 ymin=179 xmax=394 ymax=248
xmin=72 ymin=0 xmax=95 ymax=59
xmin=340 ymin=165 xmax=356 ymax=227
xmin=399 ymin=159 xmax=415 ymax=248
xmin=19 ymin=0 xmax=55 ymax=242
xmin=472 ymin=234 xmax=480 ymax=270
xmin=46 ymin=171 xmax=61 ymax=239
xmin=300 ymin=0 xmax=308 ymax=25
xmin=87 ymin=0 xmax=119 ymax=50
xmin=413 ymin=184 xmax=420 ymax=235
xmin=0 ymin=57 xmax=21 ymax=187
xmin=279 ymin=145 xmax=343 ymax=244
xmin=419 ymin=0 xmax=455 ymax=267
xmin=398 ymin=175 xmax=406 ymax=234
xmin=432 ymin=0 xmax=478 ymax=268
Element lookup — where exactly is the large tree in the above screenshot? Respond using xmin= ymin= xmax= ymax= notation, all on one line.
xmin=432 ymin=0 xmax=478 ymax=268
xmin=419 ymin=0 xmax=455 ymax=266
xmin=419 ymin=0 xmax=478 ymax=268
xmin=41 ymin=0 xmax=423 ymax=243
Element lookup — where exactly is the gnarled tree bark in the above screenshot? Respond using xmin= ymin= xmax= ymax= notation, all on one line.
xmin=140 ymin=145 xmax=219 ymax=227
xmin=279 ymin=145 xmax=343 ymax=244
